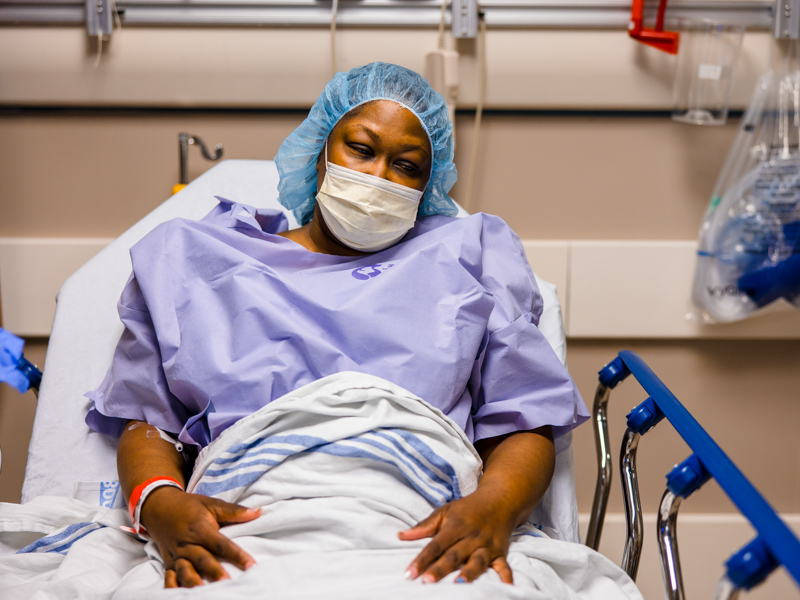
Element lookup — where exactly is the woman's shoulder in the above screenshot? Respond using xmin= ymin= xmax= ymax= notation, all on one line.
xmin=409 ymin=211 xmax=514 ymax=238
xmin=405 ymin=211 xmax=535 ymax=285
xmin=408 ymin=212 xmax=524 ymax=258
xmin=131 ymin=199 xmax=290 ymax=255
xmin=414 ymin=212 xmax=540 ymax=321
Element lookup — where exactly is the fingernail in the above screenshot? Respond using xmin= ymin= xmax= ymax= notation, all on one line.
xmin=421 ymin=574 xmax=435 ymax=584
xmin=244 ymin=560 xmax=256 ymax=570
xmin=404 ymin=567 xmax=417 ymax=580
xmin=456 ymin=577 xmax=466 ymax=584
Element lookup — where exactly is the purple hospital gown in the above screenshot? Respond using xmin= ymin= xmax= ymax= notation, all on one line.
xmin=86 ymin=199 xmax=588 ymax=448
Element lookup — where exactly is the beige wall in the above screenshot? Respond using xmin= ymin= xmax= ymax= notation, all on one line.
xmin=0 ymin=23 xmax=798 ymax=595
xmin=1 ymin=111 xmax=740 ymax=240
xmin=0 ymin=28 xmax=775 ymax=109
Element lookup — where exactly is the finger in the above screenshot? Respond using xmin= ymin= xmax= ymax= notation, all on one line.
xmin=406 ymin=528 xmax=464 ymax=581
xmin=205 ymin=497 xmax=262 ymax=527
xmin=181 ymin=543 xmax=234 ymax=583
xmin=162 ymin=554 xmax=176 ymax=587
xmin=491 ymin=556 xmax=514 ymax=584
xmin=164 ymin=569 xmax=178 ymax=589
xmin=199 ymin=528 xmax=257 ymax=571
xmin=174 ymin=557 xmax=205 ymax=588
xmin=397 ymin=510 xmax=444 ymax=541
xmin=454 ymin=546 xmax=493 ymax=583
xmin=420 ymin=538 xmax=478 ymax=583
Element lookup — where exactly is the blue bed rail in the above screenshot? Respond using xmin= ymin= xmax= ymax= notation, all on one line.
xmin=586 ymin=350 xmax=800 ymax=598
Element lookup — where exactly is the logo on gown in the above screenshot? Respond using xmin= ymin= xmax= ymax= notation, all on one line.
xmin=351 ymin=263 xmax=395 ymax=281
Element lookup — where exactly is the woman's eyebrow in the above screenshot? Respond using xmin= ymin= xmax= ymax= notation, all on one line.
xmin=352 ymin=124 xmax=380 ymax=142
xmin=399 ymin=143 xmax=431 ymax=158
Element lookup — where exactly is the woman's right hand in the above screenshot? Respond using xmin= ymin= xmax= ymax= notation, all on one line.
xmin=139 ymin=486 xmax=262 ymax=588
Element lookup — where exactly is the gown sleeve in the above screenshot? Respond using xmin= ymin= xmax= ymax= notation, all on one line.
xmin=84 ymin=201 xmax=290 ymax=442
xmin=468 ymin=215 xmax=588 ymax=443
xmin=84 ymin=273 xmax=191 ymax=438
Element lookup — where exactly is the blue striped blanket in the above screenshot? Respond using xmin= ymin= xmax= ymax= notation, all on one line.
xmin=183 ymin=371 xmax=482 ymax=540
xmin=0 ymin=373 xmax=642 ymax=600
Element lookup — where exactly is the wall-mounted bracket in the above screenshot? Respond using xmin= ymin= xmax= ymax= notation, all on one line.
xmin=86 ymin=0 xmax=112 ymax=37
xmin=775 ymin=0 xmax=800 ymax=38
xmin=172 ymin=133 xmax=224 ymax=194
xmin=452 ymin=0 xmax=477 ymax=39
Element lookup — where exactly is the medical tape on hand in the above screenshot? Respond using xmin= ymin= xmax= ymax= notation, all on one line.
xmin=128 ymin=476 xmax=184 ymax=536
xmin=153 ymin=426 xmax=185 ymax=453
xmin=127 ymin=422 xmax=186 ymax=454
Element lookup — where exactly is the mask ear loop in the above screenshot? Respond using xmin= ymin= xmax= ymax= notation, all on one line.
xmin=316 ymin=141 xmax=330 ymax=203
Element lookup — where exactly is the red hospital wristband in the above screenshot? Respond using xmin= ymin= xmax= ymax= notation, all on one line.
xmin=128 ymin=476 xmax=184 ymax=536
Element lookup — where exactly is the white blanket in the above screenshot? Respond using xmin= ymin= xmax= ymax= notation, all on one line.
xmin=0 ymin=372 xmax=641 ymax=600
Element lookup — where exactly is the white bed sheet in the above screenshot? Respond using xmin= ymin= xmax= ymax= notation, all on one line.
xmin=20 ymin=159 xmax=578 ymax=541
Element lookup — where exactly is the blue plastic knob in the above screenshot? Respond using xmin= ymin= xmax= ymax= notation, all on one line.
xmin=598 ymin=356 xmax=630 ymax=389
xmin=625 ymin=397 xmax=664 ymax=435
xmin=726 ymin=537 xmax=778 ymax=590
xmin=666 ymin=454 xmax=711 ymax=498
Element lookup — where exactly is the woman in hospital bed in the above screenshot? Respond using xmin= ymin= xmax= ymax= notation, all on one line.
xmin=64 ymin=62 xmax=637 ymax=597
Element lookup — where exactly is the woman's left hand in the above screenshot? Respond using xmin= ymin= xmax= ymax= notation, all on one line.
xmin=398 ymin=427 xmax=557 ymax=586
xmin=397 ymin=486 xmax=516 ymax=584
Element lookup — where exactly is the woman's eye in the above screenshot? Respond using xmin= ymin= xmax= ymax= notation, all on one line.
xmin=396 ymin=161 xmax=420 ymax=174
xmin=349 ymin=144 xmax=372 ymax=156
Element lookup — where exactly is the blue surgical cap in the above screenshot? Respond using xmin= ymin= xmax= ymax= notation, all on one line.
xmin=275 ymin=62 xmax=458 ymax=225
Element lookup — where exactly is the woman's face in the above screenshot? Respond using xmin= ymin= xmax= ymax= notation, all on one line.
xmin=317 ymin=100 xmax=432 ymax=194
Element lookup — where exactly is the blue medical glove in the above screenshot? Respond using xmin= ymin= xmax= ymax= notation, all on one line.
xmin=0 ymin=327 xmax=31 ymax=393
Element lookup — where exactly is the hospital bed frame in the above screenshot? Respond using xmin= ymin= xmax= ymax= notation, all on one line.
xmin=585 ymin=350 xmax=800 ymax=599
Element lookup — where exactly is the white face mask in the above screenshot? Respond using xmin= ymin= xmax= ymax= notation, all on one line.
xmin=316 ymin=149 xmax=424 ymax=253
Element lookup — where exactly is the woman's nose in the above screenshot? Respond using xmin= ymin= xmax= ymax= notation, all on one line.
xmin=363 ymin=157 xmax=391 ymax=180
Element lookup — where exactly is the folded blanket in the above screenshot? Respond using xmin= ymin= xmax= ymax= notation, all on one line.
xmin=0 ymin=372 xmax=641 ymax=599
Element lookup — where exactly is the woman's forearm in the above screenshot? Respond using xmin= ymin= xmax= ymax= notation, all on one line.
xmin=473 ymin=426 xmax=556 ymax=529
xmin=117 ymin=420 xmax=190 ymax=503
xmin=116 ymin=420 xmax=260 ymax=587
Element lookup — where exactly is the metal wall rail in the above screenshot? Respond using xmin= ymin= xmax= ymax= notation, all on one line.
xmin=587 ymin=350 xmax=800 ymax=596
xmin=0 ymin=0 xmax=775 ymax=29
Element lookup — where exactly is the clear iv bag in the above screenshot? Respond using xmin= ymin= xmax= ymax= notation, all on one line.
xmin=692 ymin=47 xmax=800 ymax=322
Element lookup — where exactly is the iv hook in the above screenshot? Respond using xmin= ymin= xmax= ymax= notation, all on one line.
xmin=174 ymin=133 xmax=224 ymax=194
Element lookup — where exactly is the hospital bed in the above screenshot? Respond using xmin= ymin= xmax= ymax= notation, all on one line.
xmin=9 ymin=160 xmax=800 ymax=599
xmin=19 ymin=159 xmax=581 ymax=544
